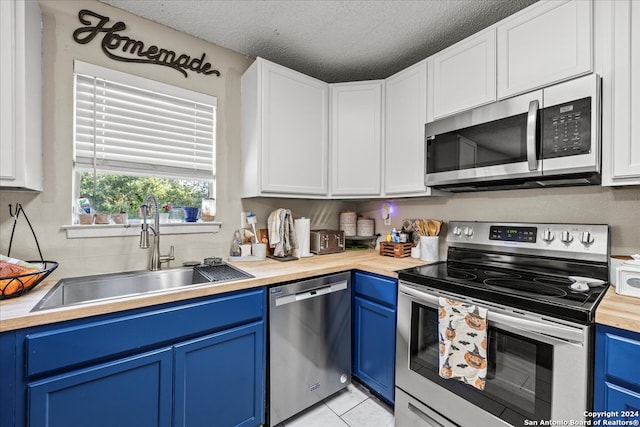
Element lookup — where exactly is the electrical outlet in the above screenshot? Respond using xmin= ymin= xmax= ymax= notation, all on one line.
xmin=240 ymin=212 xmax=248 ymax=229
xmin=382 ymin=202 xmax=392 ymax=226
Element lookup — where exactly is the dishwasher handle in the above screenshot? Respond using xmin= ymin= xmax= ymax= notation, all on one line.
xmin=274 ymin=280 xmax=348 ymax=307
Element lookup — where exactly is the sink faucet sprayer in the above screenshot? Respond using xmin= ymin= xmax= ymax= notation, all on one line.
xmin=140 ymin=194 xmax=175 ymax=270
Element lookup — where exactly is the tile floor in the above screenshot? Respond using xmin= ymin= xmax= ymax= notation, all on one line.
xmin=275 ymin=382 xmax=394 ymax=427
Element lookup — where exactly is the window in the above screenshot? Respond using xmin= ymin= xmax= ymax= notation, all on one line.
xmin=72 ymin=61 xmax=216 ymax=223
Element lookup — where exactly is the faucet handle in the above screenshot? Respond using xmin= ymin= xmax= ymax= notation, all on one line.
xmin=160 ymin=246 xmax=175 ymax=265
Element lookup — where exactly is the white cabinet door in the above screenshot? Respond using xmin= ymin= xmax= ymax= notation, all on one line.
xmin=497 ymin=0 xmax=592 ymax=99
xmin=0 ymin=0 xmax=42 ymax=191
xmin=601 ymin=0 xmax=640 ymax=185
xmin=428 ymin=29 xmax=496 ymax=120
xmin=384 ymin=60 xmax=431 ymax=196
xmin=330 ymin=81 xmax=383 ymax=197
xmin=241 ymin=58 xmax=329 ymax=197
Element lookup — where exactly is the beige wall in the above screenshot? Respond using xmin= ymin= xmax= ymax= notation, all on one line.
xmin=1 ymin=0 xmax=638 ymax=281
xmin=357 ymin=185 xmax=640 ymax=258
xmin=0 ymin=0 xmax=256 ymax=276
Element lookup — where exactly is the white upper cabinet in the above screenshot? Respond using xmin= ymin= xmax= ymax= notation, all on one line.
xmin=0 ymin=0 xmax=42 ymax=191
xmin=598 ymin=0 xmax=640 ymax=186
xmin=384 ymin=60 xmax=432 ymax=196
xmin=241 ymin=58 xmax=329 ymax=197
xmin=329 ymin=81 xmax=383 ymax=197
xmin=497 ymin=0 xmax=592 ymax=99
xmin=428 ymin=29 xmax=496 ymax=121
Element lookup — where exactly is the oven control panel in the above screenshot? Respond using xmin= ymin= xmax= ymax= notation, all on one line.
xmin=489 ymin=226 xmax=537 ymax=243
xmin=447 ymin=221 xmax=609 ymax=262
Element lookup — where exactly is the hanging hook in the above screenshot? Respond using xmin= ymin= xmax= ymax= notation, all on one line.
xmin=7 ymin=203 xmax=44 ymax=262
xmin=9 ymin=203 xmax=23 ymax=218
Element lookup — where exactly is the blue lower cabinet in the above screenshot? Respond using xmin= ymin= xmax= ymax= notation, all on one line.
xmin=352 ymin=272 xmax=397 ymax=405
xmin=594 ymin=324 xmax=640 ymax=421
xmin=7 ymin=288 xmax=266 ymax=427
xmin=174 ymin=321 xmax=265 ymax=427
xmin=29 ymin=347 xmax=173 ymax=427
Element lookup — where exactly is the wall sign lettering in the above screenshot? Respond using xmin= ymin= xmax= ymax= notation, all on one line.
xmin=72 ymin=9 xmax=221 ymax=78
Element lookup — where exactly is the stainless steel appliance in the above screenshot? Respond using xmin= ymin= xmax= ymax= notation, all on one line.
xmin=269 ymin=272 xmax=351 ymax=425
xmin=425 ymin=74 xmax=601 ymax=192
xmin=396 ymin=221 xmax=610 ymax=426
xmin=310 ymin=229 xmax=345 ymax=254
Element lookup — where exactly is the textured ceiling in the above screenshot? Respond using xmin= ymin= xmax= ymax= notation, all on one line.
xmin=99 ymin=0 xmax=537 ymax=83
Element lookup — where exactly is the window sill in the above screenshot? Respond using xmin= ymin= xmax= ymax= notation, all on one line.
xmin=61 ymin=222 xmax=222 ymax=239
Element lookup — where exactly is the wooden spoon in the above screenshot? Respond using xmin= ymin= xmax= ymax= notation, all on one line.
xmin=427 ymin=220 xmax=438 ymax=237
xmin=433 ymin=220 xmax=443 ymax=236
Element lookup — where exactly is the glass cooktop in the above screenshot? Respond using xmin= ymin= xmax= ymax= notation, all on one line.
xmin=398 ymin=260 xmax=608 ymax=325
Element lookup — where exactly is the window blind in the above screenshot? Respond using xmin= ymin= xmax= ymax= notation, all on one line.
xmin=73 ymin=61 xmax=216 ymax=180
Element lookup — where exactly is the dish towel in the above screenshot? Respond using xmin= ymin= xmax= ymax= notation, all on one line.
xmin=438 ymin=297 xmax=488 ymax=390
xmin=267 ymin=208 xmax=298 ymax=257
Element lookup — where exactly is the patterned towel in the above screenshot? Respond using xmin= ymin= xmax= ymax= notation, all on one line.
xmin=438 ymin=297 xmax=488 ymax=390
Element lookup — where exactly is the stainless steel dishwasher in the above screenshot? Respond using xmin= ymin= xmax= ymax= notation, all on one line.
xmin=269 ymin=272 xmax=351 ymax=426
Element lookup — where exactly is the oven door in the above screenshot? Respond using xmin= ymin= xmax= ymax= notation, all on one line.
xmin=396 ymin=282 xmax=591 ymax=427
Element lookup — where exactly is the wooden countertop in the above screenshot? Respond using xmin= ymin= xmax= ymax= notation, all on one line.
xmin=0 ymin=250 xmax=427 ymax=333
xmin=596 ymin=286 xmax=640 ymax=333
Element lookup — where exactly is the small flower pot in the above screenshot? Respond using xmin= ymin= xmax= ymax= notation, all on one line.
xmin=95 ymin=213 xmax=110 ymax=224
xmin=111 ymin=213 xmax=128 ymax=224
xmin=79 ymin=213 xmax=94 ymax=225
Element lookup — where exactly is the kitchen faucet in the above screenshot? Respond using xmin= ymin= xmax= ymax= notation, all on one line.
xmin=140 ymin=194 xmax=175 ymax=270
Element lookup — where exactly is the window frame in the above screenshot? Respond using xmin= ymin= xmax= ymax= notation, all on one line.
xmin=66 ymin=61 xmax=219 ymax=238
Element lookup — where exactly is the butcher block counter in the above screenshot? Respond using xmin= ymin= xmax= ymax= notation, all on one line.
xmin=595 ymin=287 xmax=640 ymax=334
xmin=0 ymin=250 xmax=427 ymax=332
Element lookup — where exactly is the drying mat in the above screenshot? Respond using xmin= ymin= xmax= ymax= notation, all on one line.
xmin=267 ymin=255 xmax=298 ymax=262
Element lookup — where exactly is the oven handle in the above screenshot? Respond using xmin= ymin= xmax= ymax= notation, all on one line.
xmin=399 ymin=286 xmax=585 ymax=344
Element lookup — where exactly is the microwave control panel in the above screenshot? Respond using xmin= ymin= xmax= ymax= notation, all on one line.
xmin=542 ymin=97 xmax=592 ymax=159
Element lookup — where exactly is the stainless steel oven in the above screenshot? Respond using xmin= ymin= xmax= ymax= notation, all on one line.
xmin=395 ymin=221 xmax=610 ymax=427
xmin=424 ymin=74 xmax=601 ymax=192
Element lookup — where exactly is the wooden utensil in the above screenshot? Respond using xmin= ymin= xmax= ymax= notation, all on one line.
xmin=427 ymin=220 xmax=437 ymax=237
xmin=433 ymin=220 xmax=442 ymax=236
xmin=416 ymin=219 xmax=429 ymax=236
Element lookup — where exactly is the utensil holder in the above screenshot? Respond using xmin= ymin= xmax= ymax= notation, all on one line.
xmin=419 ymin=236 xmax=439 ymax=261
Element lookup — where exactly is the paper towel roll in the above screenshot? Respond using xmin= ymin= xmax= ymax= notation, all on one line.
xmin=294 ymin=217 xmax=312 ymax=258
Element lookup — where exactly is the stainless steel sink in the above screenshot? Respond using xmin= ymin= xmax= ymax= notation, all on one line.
xmin=31 ymin=264 xmax=253 ymax=312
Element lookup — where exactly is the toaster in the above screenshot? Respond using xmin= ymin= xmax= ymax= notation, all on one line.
xmin=310 ymin=229 xmax=345 ymax=254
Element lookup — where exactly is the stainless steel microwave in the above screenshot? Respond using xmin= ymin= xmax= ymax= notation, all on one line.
xmin=425 ymin=74 xmax=601 ymax=192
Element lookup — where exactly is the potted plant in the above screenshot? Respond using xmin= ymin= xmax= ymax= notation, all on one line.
xmin=159 ymin=204 xmax=171 ymax=223
xmin=111 ymin=206 xmax=128 ymax=225
xmin=111 ymin=195 xmax=131 ymax=224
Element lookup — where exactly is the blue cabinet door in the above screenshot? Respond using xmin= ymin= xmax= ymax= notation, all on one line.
xmin=353 ymin=295 xmax=396 ymax=404
xmin=174 ymin=320 xmax=265 ymax=427
xmin=595 ymin=324 xmax=640 ymax=421
xmin=28 ymin=347 xmax=173 ymax=427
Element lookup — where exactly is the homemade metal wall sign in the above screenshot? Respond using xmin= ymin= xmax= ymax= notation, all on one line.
xmin=72 ymin=9 xmax=221 ymax=78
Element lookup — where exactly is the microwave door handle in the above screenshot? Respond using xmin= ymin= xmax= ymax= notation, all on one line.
xmin=527 ymin=99 xmax=539 ymax=171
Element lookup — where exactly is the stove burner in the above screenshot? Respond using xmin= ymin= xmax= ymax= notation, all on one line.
xmin=447 ymin=270 xmax=477 ymax=280
xmin=483 ymin=270 xmax=521 ymax=278
xmin=533 ymin=277 xmax=573 ymax=286
xmin=447 ymin=263 xmax=477 ymax=272
xmin=483 ymin=278 xmax=568 ymax=297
